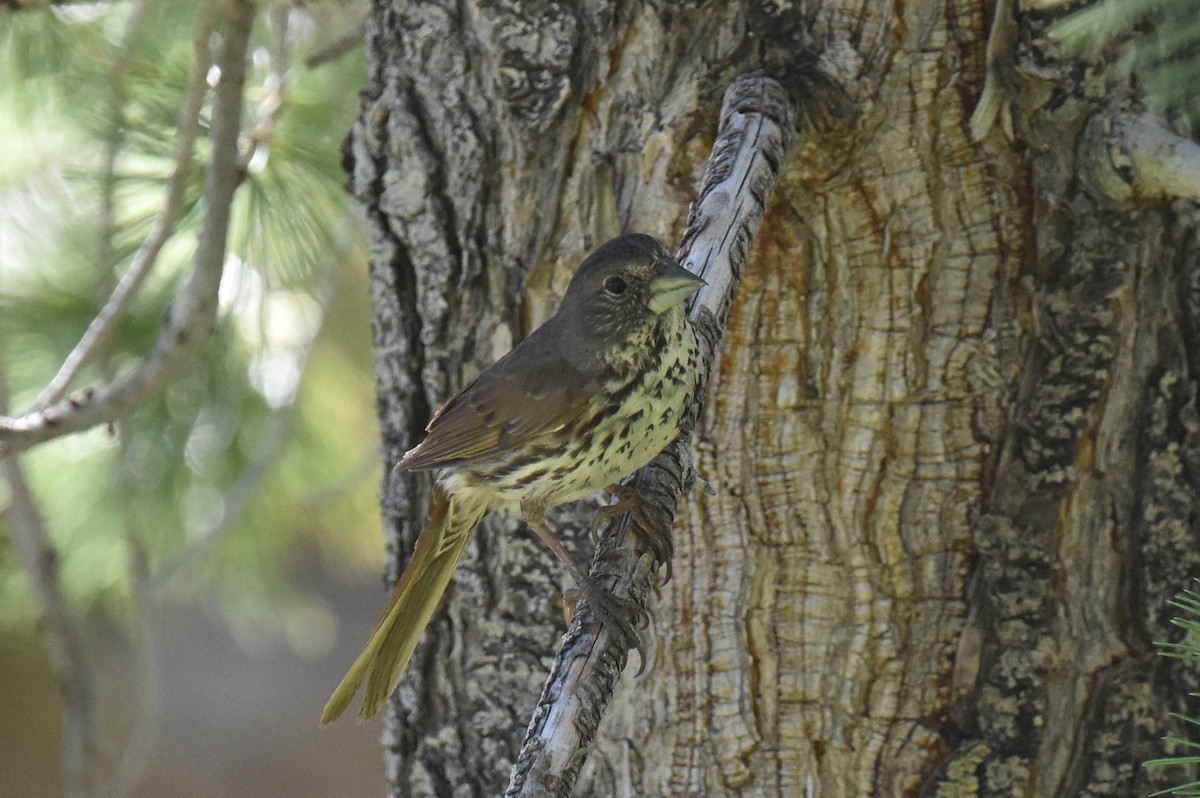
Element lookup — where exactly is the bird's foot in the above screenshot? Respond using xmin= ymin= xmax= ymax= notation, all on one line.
xmin=526 ymin=518 xmax=647 ymax=660
xmin=564 ymin=574 xmax=649 ymax=672
xmin=590 ymin=483 xmax=640 ymax=541
xmin=591 ymin=483 xmax=674 ymax=583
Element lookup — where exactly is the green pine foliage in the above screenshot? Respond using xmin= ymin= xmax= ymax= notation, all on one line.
xmin=1048 ymin=0 xmax=1200 ymax=133
xmin=0 ymin=1 xmax=382 ymax=646
xmin=1147 ymin=586 xmax=1200 ymax=795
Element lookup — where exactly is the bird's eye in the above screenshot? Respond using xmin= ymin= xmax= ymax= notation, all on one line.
xmin=604 ymin=276 xmax=627 ymax=295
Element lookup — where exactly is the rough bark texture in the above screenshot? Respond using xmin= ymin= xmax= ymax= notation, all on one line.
xmin=930 ymin=8 xmax=1200 ymax=797
xmin=348 ymin=0 xmax=1200 ymax=796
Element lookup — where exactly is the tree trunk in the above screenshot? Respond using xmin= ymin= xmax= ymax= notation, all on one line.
xmin=347 ymin=1 xmax=1200 ymax=795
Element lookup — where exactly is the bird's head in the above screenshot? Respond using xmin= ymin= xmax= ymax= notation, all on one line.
xmin=555 ymin=234 xmax=703 ymax=360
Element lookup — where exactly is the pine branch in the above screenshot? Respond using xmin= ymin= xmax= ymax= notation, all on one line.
xmin=1 ymin=456 xmax=101 ymax=797
xmin=32 ymin=1 xmax=219 ymax=410
xmin=0 ymin=0 xmax=255 ymax=455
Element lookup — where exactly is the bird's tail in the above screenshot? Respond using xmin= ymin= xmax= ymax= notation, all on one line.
xmin=321 ymin=487 xmax=485 ymax=723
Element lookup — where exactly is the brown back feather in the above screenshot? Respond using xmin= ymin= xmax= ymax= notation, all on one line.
xmin=398 ymin=320 xmax=598 ymax=471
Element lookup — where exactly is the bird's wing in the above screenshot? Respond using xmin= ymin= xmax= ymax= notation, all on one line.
xmin=398 ymin=330 xmax=597 ymax=470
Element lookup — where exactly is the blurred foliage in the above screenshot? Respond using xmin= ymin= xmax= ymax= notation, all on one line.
xmin=0 ymin=0 xmax=382 ymax=651
xmin=1048 ymin=0 xmax=1200 ymax=134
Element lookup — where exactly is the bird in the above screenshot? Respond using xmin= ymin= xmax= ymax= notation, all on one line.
xmin=321 ymin=232 xmax=703 ymax=723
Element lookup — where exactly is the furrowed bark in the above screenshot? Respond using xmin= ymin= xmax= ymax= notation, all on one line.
xmin=355 ymin=1 xmax=1200 ymax=795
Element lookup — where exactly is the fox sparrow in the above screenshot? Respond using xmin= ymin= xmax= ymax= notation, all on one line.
xmin=322 ymin=233 xmax=703 ymax=723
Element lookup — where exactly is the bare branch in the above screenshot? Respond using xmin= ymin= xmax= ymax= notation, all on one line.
xmin=1 ymin=457 xmax=101 ymax=797
xmin=34 ymin=0 xmax=220 ymax=410
xmin=505 ymin=72 xmax=798 ymax=797
xmin=0 ymin=0 xmax=257 ymax=456
xmin=0 ymin=343 xmax=99 ymax=798
xmin=305 ymin=16 xmax=366 ymax=69
xmin=1106 ymin=110 xmax=1200 ymax=205
xmin=681 ymin=74 xmax=800 ymax=326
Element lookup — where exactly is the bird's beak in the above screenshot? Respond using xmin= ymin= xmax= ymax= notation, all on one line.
xmin=647 ymin=261 xmax=705 ymax=315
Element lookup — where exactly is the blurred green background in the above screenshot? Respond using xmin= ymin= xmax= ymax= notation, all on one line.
xmin=1 ymin=2 xmax=391 ymax=795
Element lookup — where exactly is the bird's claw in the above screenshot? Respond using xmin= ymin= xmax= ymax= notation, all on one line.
xmin=592 ymin=484 xmax=675 ymax=583
xmin=569 ymin=575 xmax=649 ymax=672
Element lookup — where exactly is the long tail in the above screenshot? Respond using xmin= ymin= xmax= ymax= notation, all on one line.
xmin=321 ymin=488 xmax=485 ymax=723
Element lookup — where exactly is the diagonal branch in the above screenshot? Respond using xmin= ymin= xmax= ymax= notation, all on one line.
xmin=1 ymin=456 xmax=100 ymax=797
xmin=305 ymin=16 xmax=366 ymax=69
xmin=0 ymin=335 xmax=99 ymax=797
xmin=35 ymin=0 xmax=220 ymax=411
xmin=505 ymin=72 xmax=798 ymax=798
xmin=0 ymin=0 xmax=255 ymax=456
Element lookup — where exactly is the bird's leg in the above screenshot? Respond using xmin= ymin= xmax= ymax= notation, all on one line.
xmin=525 ymin=516 xmax=588 ymax=586
xmin=521 ymin=506 xmax=645 ymax=658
